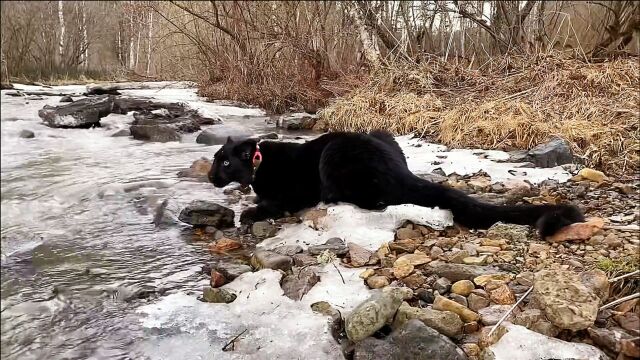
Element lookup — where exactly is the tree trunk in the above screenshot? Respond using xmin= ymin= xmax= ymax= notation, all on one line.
xmin=82 ymin=0 xmax=88 ymax=68
xmin=351 ymin=4 xmax=381 ymax=67
xmin=135 ymin=29 xmax=141 ymax=68
xmin=58 ymin=0 xmax=65 ymax=67
xmin=146 ymin=11 xmax=153 ymax=75
xmin=128 ymin=1 xmax=135 ymax=70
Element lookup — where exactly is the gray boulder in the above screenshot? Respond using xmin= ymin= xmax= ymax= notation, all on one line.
xmin=38 ymin=95 xmax=114 ymax=128
xmin=178 ymin=200 xmax=235 ymax=228
xmin=250 ymin=250 xmax=293 ymax=272
xmin=344 ymin=288 xmax=406 ymax=342
xmin=528 ymin=137 xmax=573 ymax=168
xmin=390 ymin=319 xmax=467 ymax=360
xmin=19 ymin=129 xmax=35 ymax=138
xmin=130 ymin=125 xmax=181 ymax=142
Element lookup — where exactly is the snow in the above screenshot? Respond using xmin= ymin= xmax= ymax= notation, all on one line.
xmin=488 ymin=324 xmax=607 ymax=360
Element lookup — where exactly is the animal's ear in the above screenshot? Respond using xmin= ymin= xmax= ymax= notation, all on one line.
xmin=235 ymin=138 xmax=258 ymax=160
xmin=226 ymin=136 xmax=234 ymax=144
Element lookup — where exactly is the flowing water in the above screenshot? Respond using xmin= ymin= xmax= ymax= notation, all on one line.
xmin=0 ymin=84 xmax=292 ymax=359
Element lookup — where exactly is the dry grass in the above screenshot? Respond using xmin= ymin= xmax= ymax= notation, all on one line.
xmin=320 ymin=54 xmax=640 ymax=175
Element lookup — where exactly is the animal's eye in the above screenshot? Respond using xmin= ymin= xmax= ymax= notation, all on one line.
xmin=223 ymin=160 xmax=230 ymax=167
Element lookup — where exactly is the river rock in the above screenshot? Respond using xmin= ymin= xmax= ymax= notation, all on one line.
xmin=19 ymin=129 xmax=35 ymax=138
xmin=434 ymin=277 xmax=452 ymax=294
xmin=478 ymin=305 xmax=516 ymax=326
xmin=393 ymin=261 xmax=414 ymax=279
xmin=276 ymin=112 xmax=318 ymax=130
xmin=202 ymin=287 xmax=236 ymax=303
xmin=344 ymin=287 xmax=406 ymax=341
xmin=396 ymin=253 xmax=430 ymax=266
xmin=451 ymin=280 xmax=475 ymax=296
xmin=308 ymin=237 xmax=348 ymax=256
xmin=177 ymin=157 xmax=211 ymax=180
xmin=196 ymin=125 xmax=253 ymax=145
xmin=59 ymin=95 xmax=73 ymax=103
xmin=251 ymin=221 xmax=277 ymax=238
xmin=353 ymin=337 xmax=395 ymax=360
xmin=38 ymin=95 xmax=114 ymax=128
xmin=468 ymin=293 xmax=490 ymax=312
xmin=433 ymin=294 xmax=480 ymax=322
xmin=588 ymin=326 xmax=640 ymax=358
xmin=348 ymin=242 xmax=373 ymax=267
xmin=486 ymin=282 xmax=516 ymax=305
xmin=474 ymin=273 xmax=512 ymax=287
xmin=527 ymin=137 xmax=573 ymax=168
xmin=210 ymin=262 xmax=252 ymax=280
xmin=390 ymin=319 xmax=467 ymax=360
xmin=130 ymin=124 xmax=181 ymax=142
xmin=281 ymin=267 xmax=320 ymax=300
xmin=293 ymin=253 xmax=318 ymax=267
xmin=272 ymin=245 xmax=303 ymax=256
xmin=487 ymin=223 xmax=531 ymax=243
xmin=402 ymin=272 xmax=427 ymax=289
xmin=110 ymin=128 xmax=131 ymax=137
xmin=426 ymin=262 xmax=507 ymax=282
xmin=366 ymin=275 xmax=390 ymax=289
xmin=392 ymin=302 xmax=463 ymax=337
xmin=531 ymin=270 xmax=599 ymax=331
xmin=178 ymin=201 xmax=234 ymax=228
xmin=250 ymin=250 xmax=293 ymax=272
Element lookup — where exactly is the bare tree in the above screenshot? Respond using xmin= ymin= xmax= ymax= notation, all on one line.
xmin=58 ymin=0 xmax=65 ymax=66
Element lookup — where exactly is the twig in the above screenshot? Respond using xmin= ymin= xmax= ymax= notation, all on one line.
xmin=600 ymin=293 xmax=640 ymax=310
xmin=222 ymin=328 xmax=247 ymax=352
xmin=488 ymin=286 xmax=533 ymax=337
xmin=609 ymin=270 xmax=640 ymax=283
xmin=332 ymin=262 xmax=345 ymax=284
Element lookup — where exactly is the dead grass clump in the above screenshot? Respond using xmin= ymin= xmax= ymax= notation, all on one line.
xmin=322 ymin=55 xmax=640 ymax=175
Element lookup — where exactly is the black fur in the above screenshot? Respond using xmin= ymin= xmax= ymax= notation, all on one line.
xmin=208 ymin=131 xmax=584 ymax=238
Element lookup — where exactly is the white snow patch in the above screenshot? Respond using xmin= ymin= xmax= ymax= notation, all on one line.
xmin=260 ymin=203 xmax=452 ymax=251
xmin=489 ymin=324 xmax=607 ymax=360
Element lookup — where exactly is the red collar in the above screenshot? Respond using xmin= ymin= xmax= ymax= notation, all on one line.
xmin=251 ymin=144 xmax=262 ymax=180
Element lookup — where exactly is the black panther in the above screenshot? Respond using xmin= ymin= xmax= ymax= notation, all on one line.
xmin=208 ymin=130 xmax=584 ymax=238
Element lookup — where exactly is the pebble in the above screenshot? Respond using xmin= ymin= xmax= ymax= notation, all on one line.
xmin=434 ymin=277 xmax=452 ymax=294
xmin=451 ymin=280 xmax=475 ymax=296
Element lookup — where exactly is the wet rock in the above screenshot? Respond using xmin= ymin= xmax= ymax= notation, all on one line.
xmin=487 ymin=223 xmax=531 ymax=243
xmin=344 ymin=288 xmax=406 ymax=341
xmin=276 ymin=112 xmax=318 ymax=130
xmin=250 ymin=250 xmax=293 ymax=272
xmin=366 ymin=275 xmax=390 ymax=289
xmin=272 ymin=245 xmax=303 ymax=256
xmin=110 ymin=128 xmax=131 ymax=137
xmin=177 ymin=158 xmax=211 ymax=180
xmin=531 ymin=270 xmax=599 ymax=331
xmin=527 ymin=137 xmax=573 ymax=168
xmin=433 ymin=295 xmax=480 ymax=322
xmin=210 ymin=262 xmax=252 ymax=281
xmin=353 ymin=337 xmax=395 ymax=360
xmin=39 ymin=95 xmax=113 ymax=128
xmin=579 ymin=269 xmax=609 ymax=304
xmin=19 ymin=129 xmax=35 ymax=138
xmin=292 ymin=253 xmax=318 ymax=267
xmin=208 ymin=238 xmax=242 ymax=253
xmin=451 ymin=280 xmax=475 ymax=296
xmin=588 ymin=326 xmax=640 ymax=358
xmin=426 ymin=262 xmax=508 ymax=282
xmin=468 ymin=293 xmax=490 ymax=311
xmin=281 ymin=267 xmax=320 ymax=300
xmin=348 ymin=243 xmax=373 ymax=267
xmin=196 ymin=125 xmax=253 ymax=145
xmin=202 ymin=287 xmax=236 ymax=303
xmin=59 ymin=95 xmax=73 ymax=103
xmin=478 ymin=305 xmax=515 ymax=326
xmin=392 ymin=302 xmax=464 ymax=337
xmin=251 ymin=221 xmax=277 ymax=238
xmin=389 ymin=319 xmax=467 ymax=360
xmin=179 ymin=201 xmax=234 ymax=228
xmin=434 ymin=277 xmax=452 ymax=294
xmin=130 ymin=124 xmax=181 ymax=142
xmin=308 ymin=237 xmax=348 ymax=256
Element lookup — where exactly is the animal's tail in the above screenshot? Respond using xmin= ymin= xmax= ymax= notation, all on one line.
xmin=404 ymin=175 xmax=584 ymax=238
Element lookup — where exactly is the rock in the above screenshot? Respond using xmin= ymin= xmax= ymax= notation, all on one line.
xmin=486 ymin=283 xmax=516 ymax=305
xmin=210 ymin=270 xmax=226 ymax=287
xmin=461 ymin=343 xmax=481 ymax=358
xmin=250 ymin=250 xmax=293 ymax=272
xmin=396 ymin=253 xmax=430 ymax=266
xmin=202 ymin=287 xmax=236 ymax=303
xmin=603 ymin=233 xmax=623 ymax=248
xmin=389 ymin=239 xmax=420 ymax=254
xmin=110 ymin=128 xmax=131 ymax=137
xmin=348 ymin=243 xmax=373 ymax=267
xmin=547 ymin=217 xmax=605 ymax=242
xmin=427 ymin=262 xmax=507 ymax=282
xmin=392 ymin=302 xmax=464 ymax=337
xmin=430 ymin=246 xmax=444 ymax=258
xmin=478 ymin=305 xmax=515 ymax=326
xmin=308 ymin=238 xmax=348 ymax=256
xmin=396 ymin=227 xmax=422 ymax=240
xmin=276 ymin=112 xmax=318 ymax=130
xmin=488 ymin=324 xmax=607 ymax=360
xmin=512 ymin=308 xmax=543 ymax=328
xmin=473 ymin=274 xmax=512 ymax=287
xmin=451 ymin=280 xmax=475 ymax=296
xmin=130 ymin=124 xmax=181 ymax=142
xmin=208 ymin=238 xmax=242 ymax=253
xmin=39 ymin=95 xmax=114 ymax=128
xmin=476 ymin=246 xmax=501 ymax=254
xmin=344 ymin=288 xmax=406 ymax=341
xmin=508 ymin=149 xmax=532 ymax=163
xmin=514 ymin=272 xmax=534 ymax=287
xmin=450 ymin=294 xmax=468 ymax=307
xmin=292 ymin=253 xmax=318 ymax=267
xmin=366 ymin=275 xmax=390 ymax=289
xmin=527 ymin=137 xmax=573 ymax=168
xmin=281 ymin=267 xmax=320 ymax=300
xmin=272 ymin=245 xmax=303 ymax=256
xmin=393 ymin=259 xmax=414 ymax=279
xmin=433 ymin=295 xmax=480 ymax=322
xmin=448 ymin=250 xmax=471 ymax=264
xmin=616 ymin=298 xmax=639 ymax=313
xmin=462 ymin=256 xmax=488 ymax=265
xmin=251 ymin=221 xmax=277 ymax=238
xmin=481 ymin=239 xmax=507 ymax=248
xmin=487 ymin=223 xmax=531 ymax=243
xmin=389 ymin=319 xmax=467 ymax=360
xmin=579 ymin=269 xmax=609 ymax=304
xmin=402 ymin=272 xmax=427 ymax=289
xmin=468 ymin=293 xmax=490 ymax=311
xmin=588 ymin=326 xmax=640 ymax=358
xmin=258 ymin=132 xmax=279 ymax=140
xmin=310 ymin=301 xmax=340 ymax=318
xmin=614 ymin=312 xmax=640 ymax=334
xmin=59 ymin=95 xmax=73 ymax=103
xmin=531 ymin=270 xmax=600 ymax=331
xmin=178 ymin=201 xmax=234 ymax=228
xmin=196 ymin=125 xmax=253 ymax=145
xmin=19 ymin=129 xmax=35 ymax=138
xmin=210 ymin=262 xmax=252 ymax=281
xmin=112 ymin=97 xmax=192 ymax=115
xmin=578 ymin=168 xmax=607 ymax=183
xmin=416 ymin=289 xmax=435 ymax=304
xmin=353 ymin=337 xmax=395 ymax=360
xmin=177 ymin=158 xmax=211 ymax=180
xmin=359 ymin=269 xmax=375 ymax=279
xmin=434 ymin=277 xmax=452 ymax=294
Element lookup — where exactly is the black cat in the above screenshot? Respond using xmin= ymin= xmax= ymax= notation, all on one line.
xmin=208 ymin=130 xmax=584 ymax=238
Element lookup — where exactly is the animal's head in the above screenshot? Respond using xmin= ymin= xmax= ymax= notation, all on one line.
xmin=208 ymin=137 xmax=258 ymax=187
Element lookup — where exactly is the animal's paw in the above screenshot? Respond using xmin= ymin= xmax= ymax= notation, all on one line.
xmin=240 ymin=207 xmax=259 ymax=225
